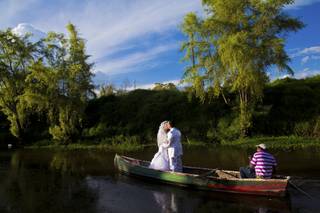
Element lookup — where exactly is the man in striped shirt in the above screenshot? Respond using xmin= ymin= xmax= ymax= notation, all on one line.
xmin=240 ymin=143 xmax=277 ymax=179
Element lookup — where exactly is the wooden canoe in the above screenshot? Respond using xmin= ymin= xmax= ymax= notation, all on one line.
xmin=114 ymin=154 xmax=290 ymax=197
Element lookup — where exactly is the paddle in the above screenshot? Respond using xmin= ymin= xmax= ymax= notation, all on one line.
xmin=288 ymin=179 xmax=314 ymax=200
xmin=198 ymin=169 xmax=218 ymax=177
xmin=216 ymin=170 xmax=238 ymax=178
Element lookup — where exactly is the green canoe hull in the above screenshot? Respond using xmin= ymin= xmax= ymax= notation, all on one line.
xmin=114 ymin=154 xmax=289 ymax=197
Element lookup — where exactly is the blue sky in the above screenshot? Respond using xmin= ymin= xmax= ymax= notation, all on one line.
xmin=1 ymin=0 xmax=320 ymax=89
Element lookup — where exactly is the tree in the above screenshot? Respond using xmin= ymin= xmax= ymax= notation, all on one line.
xmin=25 ymin=23 xmax=95 ymax=143
xmin=152 ymin=83 xmax=178 ymax=91
xmin=49 ymin=23 xmax=95 ymax=142
xmin=181 ymin=0 xmax=303 ymax=137
xmin=0 ymin=30 xmax=40 ymax=143
xmin=99 ymin=83 xmax=116 ymax=96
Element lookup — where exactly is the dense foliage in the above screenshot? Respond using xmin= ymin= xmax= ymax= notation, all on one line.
xmin=255 ymin=76 xmax=320 ymax=137
xmin=83 ymin=76 xmax=320 ymax=144
xmin=83 ymin=89 xmax=227 ymax=144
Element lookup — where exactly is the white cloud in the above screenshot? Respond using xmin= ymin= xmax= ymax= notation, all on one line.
xmin=96 ymin=43 xmax=178 ymax=75
xmin=301 ymin=55 xmax=320 ymax=64
xmin=127 ymin=79 xmax=182 ymax=90
xmin=299 ymin=46 xmax=320 ymax=55
xmin=95 ymin=79 xmax=182 ymax=94
xmin=301 ymin=56 xmax=310 ymax=64
xmin=276 ymin=68 xmax=320 ymax=79
xmin=273 ymin=65 xmax=320 ymax=81
xmin=294 ymin=68 xmax=320 ymax=79
xmin=279 ymin=74 xmax=291 ymax=79
xmin=291 ymin=46 xmax=320 ymax=58
xmin=128 ymin=83 xmax=154 ymax=90
xmin=12 ymin=23 xmax=46 ymax=43
xmin=28 ymin=0 xmax=202 ymax=61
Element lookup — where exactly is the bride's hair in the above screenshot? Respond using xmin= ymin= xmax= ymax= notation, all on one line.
xmin=157 ymin=121 xmax=168 ymax=147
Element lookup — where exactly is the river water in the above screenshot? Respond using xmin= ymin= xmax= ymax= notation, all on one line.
xmin=0 ymin=146 xmax=319 ymax=213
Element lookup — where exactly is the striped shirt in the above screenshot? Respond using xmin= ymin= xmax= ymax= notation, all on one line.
xmin=250 ymin=151 xmax=277 ymax=178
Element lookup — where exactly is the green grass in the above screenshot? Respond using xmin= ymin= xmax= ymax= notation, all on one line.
xmin=220 ymin=136 xmax=320 ymax=149
xmin=25 ymin=138 xmax=147 ymax=152
xmin=26 ymin=143 xmax=145 ymax=152
xmin=182 ymin=139 xmax=208 ymax=147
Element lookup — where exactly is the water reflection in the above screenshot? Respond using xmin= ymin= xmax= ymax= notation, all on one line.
xmin=0 ymin=148 xmax=319 ymax=212
xmin=153 ymin=191 xmax=178 ymax=213
xmin=49 ymin=150 xmax=110 ymax=175
xmin=113 ymin=175 xmax=291 ymax=213
xmin=0 ymin=151 xmax=100 ymax=213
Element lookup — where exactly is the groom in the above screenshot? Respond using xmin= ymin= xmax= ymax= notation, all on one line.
xmin=164 ymin=121 xmax=183 ymax=172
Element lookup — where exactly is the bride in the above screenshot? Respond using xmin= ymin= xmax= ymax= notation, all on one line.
xmin=149 ymin=121 xmax=170 ymax=171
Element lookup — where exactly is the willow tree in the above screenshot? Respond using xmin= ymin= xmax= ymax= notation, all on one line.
xmin=181 ymin=0 xmax=304 ymax=136
xmin=0 ymin=30 xmax=40 ymax=142
xmin=49 ymin=23 xmax=95 ymax=142
xmin=25 ymin=23 xmax=94 ymax=143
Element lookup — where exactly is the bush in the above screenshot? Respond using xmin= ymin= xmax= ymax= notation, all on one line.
xmin=216 ymin=115 xmax=241 ymax=142
xmin=294 ymin=122 xmax=312 ymax=137
xmin=100 ymin=135 xmax=141 ymax=145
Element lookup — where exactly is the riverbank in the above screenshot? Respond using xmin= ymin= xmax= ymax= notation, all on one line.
xmin=22 ymin=136 xmax=320 ymax=151
xmin=24 ymin=140 xmax=148 ymax=152
xmin=24 ymin=141 xmax=208 ymax=152
xmin=220 ymin=136 xmax=320 ymax=149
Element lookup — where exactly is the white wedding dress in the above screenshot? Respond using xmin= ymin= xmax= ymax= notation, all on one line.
xmin=149 ymin=122 xmax=170 ymax=171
